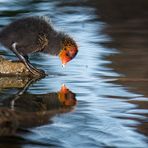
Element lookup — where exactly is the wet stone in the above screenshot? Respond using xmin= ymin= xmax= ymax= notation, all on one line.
xmin=0 ymin=56 xmax=30 ymax=76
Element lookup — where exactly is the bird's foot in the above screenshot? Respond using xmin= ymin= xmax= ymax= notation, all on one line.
xmin=29 ymin=68 xmax=47 ymax=77
xmin=36 ymin=68 xmax=48 ymax=77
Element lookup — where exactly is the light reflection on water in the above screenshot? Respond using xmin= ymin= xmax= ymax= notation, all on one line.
xmin=0 ymin=0 xmax=148 ymax=148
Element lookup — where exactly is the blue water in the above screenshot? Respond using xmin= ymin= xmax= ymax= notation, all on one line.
xmin=0 ymin=0 xmax=148 ymax=148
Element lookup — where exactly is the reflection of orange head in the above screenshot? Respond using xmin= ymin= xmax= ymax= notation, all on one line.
xmin=59 ymin=36 xmax=78 ymax=66
xmin=58 ymin=85 xmax=77 ymax=106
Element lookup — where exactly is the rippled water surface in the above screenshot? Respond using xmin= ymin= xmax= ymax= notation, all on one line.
xmin=0 ymin=0 xmax=148 ymax=148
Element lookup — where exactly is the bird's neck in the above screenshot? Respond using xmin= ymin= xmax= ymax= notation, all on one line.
xmin=43 ymin=31 xmax=63 ymax=56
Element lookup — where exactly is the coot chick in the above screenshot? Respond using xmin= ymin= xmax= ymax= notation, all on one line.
xmin=0 ymin=16 xmax=78 ymax=76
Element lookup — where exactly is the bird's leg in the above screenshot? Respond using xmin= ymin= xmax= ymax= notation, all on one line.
xmin=11 ymin=42 xmax=46 ymax=76
xmin=12 ymin=55 xmax=28 ymax=63
xmin=11 ymin=77 xmax=41 ymax=110
xmin=24 ymin=55 xmax=46 ymax=74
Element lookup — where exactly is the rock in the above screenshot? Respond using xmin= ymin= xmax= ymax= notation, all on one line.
xmin=0 ymin=56 xmax=30 ymax=76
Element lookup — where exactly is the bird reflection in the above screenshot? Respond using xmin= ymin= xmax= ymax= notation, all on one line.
xmin=0 ymin=84 xmax=77 ymax=136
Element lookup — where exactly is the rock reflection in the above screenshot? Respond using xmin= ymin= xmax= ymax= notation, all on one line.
xmin=0 ymin=77 xmax=30 ymax=89
xmin=0 ymin=84 xmax=77 ymax=136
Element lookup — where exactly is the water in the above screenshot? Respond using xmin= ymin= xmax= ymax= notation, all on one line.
xmin=0 ymin=0 xmax=148 ymax=147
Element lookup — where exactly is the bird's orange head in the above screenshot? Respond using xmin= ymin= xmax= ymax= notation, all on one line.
xmin=59 ymin=36 xmax=78 ymax=67
xmin=58 ymin=84 xmax=77 ymax=106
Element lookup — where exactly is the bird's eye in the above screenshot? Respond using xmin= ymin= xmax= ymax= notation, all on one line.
xmin=66 ymin=52 xmax=72 ymax=59
xmin=66 ymin=53 xmax=69 ymax=57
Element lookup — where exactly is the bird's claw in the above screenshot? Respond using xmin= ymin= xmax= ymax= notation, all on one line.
xmin=30 ymin=68 xmax=47 ymax=77
xmin=38 ymin=69 xmax=48 ymax=77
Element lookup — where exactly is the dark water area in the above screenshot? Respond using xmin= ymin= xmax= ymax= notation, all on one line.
xmin=0 ymin=0 xmax=148 ymax=147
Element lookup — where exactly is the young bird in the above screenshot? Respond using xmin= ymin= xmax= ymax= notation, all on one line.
xmin=0 ymin=16 xmax=78 ymax=76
